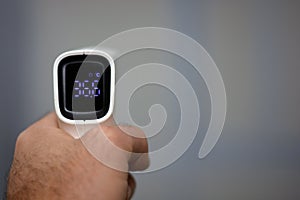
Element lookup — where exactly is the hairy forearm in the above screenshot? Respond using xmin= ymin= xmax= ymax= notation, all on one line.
xmin=7 ymin=152 xmax=73 ymax=199
xmin=7 ymin=129 xmax=128 ymax=200
xmin=7 ymin=154 xmax=127 ymax=200
xmin=7 ymin=129 xmax=80 ymax=200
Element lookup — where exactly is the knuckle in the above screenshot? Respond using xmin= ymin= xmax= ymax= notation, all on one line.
xmin=119 ymin=125 xmax=146 ymax=138
xmin=15 ymin=131 xmax=29 ymax=148
xmin=15 ymin=126 xmax=45 ymax=149
xmin=15 ymin=134 xmax=24 ymax=148
xmin=103 ymin=126 xmax=134 ymax=152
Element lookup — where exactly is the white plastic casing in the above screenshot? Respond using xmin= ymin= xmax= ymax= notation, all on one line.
xmin=53 ymin=49 xmax=115 ymax=127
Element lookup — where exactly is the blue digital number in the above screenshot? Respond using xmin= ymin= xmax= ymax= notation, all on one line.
xmin=84 ymin=80 xmax=90 ymax=97
xmin=92 ymin=80 xmax=100 ymax=97
xmin=74 ymin=80 xmax=81 ymax=98
xmin=74 ymin=76 xmax=100 ymax=98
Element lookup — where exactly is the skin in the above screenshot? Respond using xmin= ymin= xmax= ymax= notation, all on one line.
xmin=7 ymin=113 xmax=149 ymax=200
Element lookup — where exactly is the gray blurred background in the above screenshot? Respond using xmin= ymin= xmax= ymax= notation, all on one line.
xmin=1 ymin=0 xmax=300 ymax=199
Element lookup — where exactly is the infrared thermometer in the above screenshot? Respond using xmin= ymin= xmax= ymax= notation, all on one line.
xmin=53 ymin=49 xmax=115 ymax=138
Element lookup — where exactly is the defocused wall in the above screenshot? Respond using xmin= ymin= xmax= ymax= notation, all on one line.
xmin=1 ymin=0 xmax=300 ymax=199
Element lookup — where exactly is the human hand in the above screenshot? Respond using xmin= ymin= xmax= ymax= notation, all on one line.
xmin=7 ymin=112 xmax=149 ymax=200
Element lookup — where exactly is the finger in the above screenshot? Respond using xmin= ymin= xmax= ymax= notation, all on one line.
xmin=96 ymin=124 xmax=149 ymax=154
xmin=100 ymin=115 xmax=117 ymax=126
xmin=118 ymin=126 xmax=149 ymax=171
xmin=81 ymin=124 xmax=149 ymax=172
xmin=129 ymin=152 xmax=150 ymax=171
xmin=104 ymin=125 xmax=149 ymax=171
xmin=127 ymin=173 xmax=136 ymax=200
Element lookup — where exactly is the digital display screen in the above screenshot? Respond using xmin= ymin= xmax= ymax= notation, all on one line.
xmin=58 ymin=55 xmax=111 ymax=120
xmin=64 ymin=62 xmax=105 ymax=112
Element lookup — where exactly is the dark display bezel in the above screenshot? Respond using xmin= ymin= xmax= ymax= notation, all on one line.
xmin=57 ymin=54 xmax=111 ymax=120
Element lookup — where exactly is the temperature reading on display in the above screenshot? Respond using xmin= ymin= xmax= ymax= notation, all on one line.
xmin=59 ymin=56 xmax=111 ymax=116
xmin=73 ymin=79 xmax=101 ymax=98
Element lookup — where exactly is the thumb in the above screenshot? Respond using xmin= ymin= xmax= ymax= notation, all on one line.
xmin=80 ymin=123 xmax=149 ymax=172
